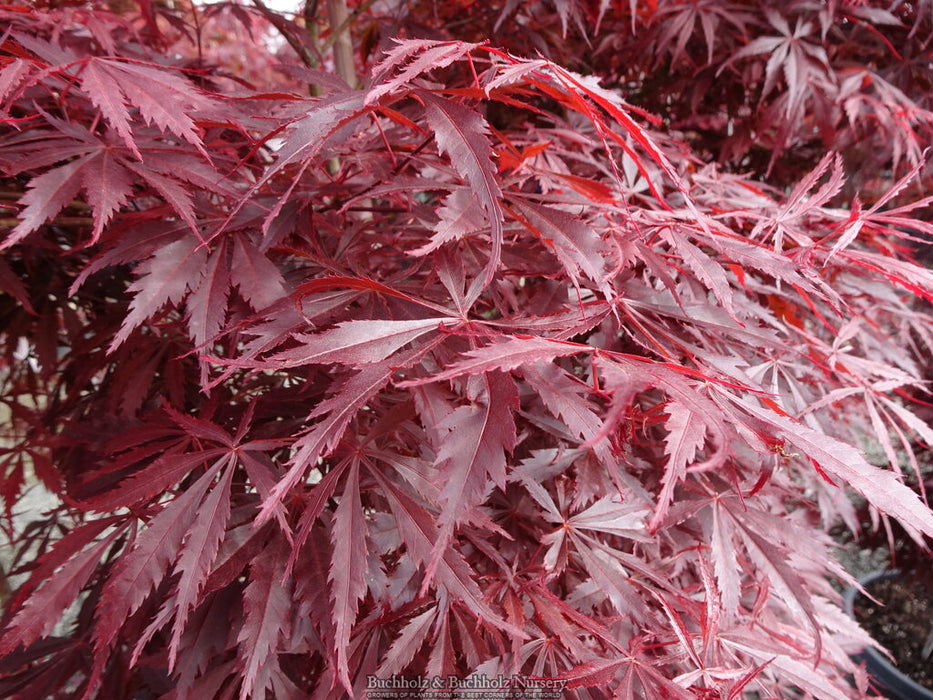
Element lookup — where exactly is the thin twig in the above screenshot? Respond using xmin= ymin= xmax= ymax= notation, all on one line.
xmin=0 ymin=562 xmax=10 ymax=610
xmin=0 ymin=217 xmax=94 ymax=229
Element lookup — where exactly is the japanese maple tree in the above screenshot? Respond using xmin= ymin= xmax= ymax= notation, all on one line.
xmin=1 ymin=1 xmax=933 ymax=698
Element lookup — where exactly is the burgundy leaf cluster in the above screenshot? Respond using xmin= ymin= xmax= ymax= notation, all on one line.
xmin=1 ymin=2 xmax=932 ymax=699
xmin=416 ymin=0 xmax=933 ymax=194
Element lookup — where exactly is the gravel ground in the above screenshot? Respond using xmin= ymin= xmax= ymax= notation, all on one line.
xmin=0 ymin=474 xmax=62 ymax=605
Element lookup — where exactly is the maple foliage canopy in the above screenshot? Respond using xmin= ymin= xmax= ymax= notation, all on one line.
xmin=1 ymin=1 xmax=933 ymax=698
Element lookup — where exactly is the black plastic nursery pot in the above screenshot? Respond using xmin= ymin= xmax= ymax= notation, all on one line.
xmin=844 ymin=570 xmax=933 ymax=700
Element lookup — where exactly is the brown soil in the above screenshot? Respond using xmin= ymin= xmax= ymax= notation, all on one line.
xmin=854 ymin=576 xmax=933 ymax=691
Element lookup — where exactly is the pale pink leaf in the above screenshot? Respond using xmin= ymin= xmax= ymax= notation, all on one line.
xmin=666 ymin=232 xmax=736 ymax=317
xmin=420 ymin=92 xmax=503 ymax=304
xmin=567 ymin=534 xmax=650 ymax=617
xmin=4 ymin=157 xmax=87 ymax=249
xmin=80 ymin=150 xmax=134 ymax=242
xmin=370 ymin=467 xmax=525 ymax=640
xmin=727 ymin=503 xmax=822 ymax=663
xmin=650 ymin=401 xmax=708 ymax=531
xmin=82 ymin=447 xmax=227 ymax=513
xmin=80 ymin=60 xmax=137 ymax=157
xmin=231 ymin=235 xmax=289 ymax=312
xmin=877 ymin=394 xmax=933 ymax=449
xmin=0 ymin=58 xmax=33 ymax=106
xmin=731 ymin=393 xmax=933 ymax=538
xmin=410 ymin=188 xmax=487 ymax=256
xmin=0 ymin=533 xmax=118 ymax=655
xmin=93 ymin=462 xmax=221 ymax=660
xmin=186 ymin=243 xmax=232 ymax=348
xmin=568 ymin=496 xmax=650 ymax=539
xmin=267 ymin=92 xmax=366 ymax=175
xmin=237 ymin=536 xmax=292 ymax=700
xmin=509 ymin=198 xmax=608 ymax=291
xmin=377 ymin=606 xmax=437 ymax=676
xmin=124 ymin=160 xmax=198 ymax=232
xmin=110 ymin=236 xmax=208 ymax=352
xmin=367 ymin=40 xmax=477 ymax=104
xmin=421 ymin=373 xmax=519 ymax=589
xmin=268 ymin=317 xmax=455 ymax=367
xmin=710 ymin=503 xmax=740 ymax=619
xmin=520 ymin=362 xmax=598 ymax=439
xmin=329 ymin=460 xmax=368 ymax=693
xmin=258 ymin=341 xmax=439 ymax=525
xmin=168 ymin=463 xmax=234 ymax=668
xmin=401 ymin=335 xmax=587 ymax=386
xmin=79 ymin=59 xmax=212 ymax=159
xmin=433 ymin=371 xmax=517 ymax=522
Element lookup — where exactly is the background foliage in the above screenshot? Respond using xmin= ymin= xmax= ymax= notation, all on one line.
xmin=1 ymin=1 xmax=933 ymax=698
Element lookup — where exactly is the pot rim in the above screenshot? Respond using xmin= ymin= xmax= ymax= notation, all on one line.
xmin=843 ymin=569 xmax=933 ymax=700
